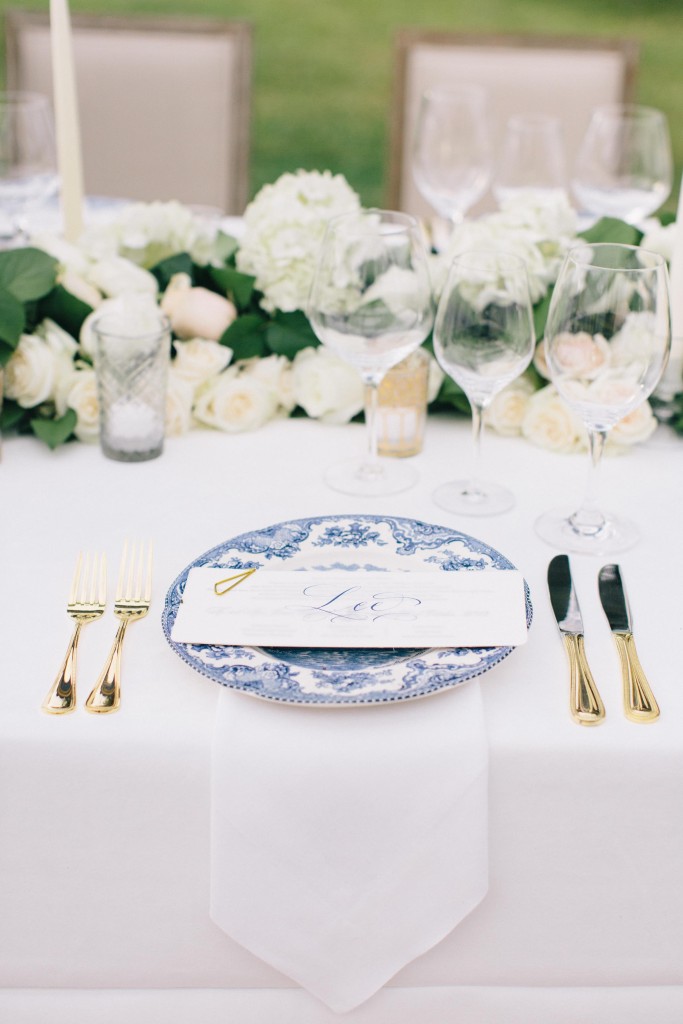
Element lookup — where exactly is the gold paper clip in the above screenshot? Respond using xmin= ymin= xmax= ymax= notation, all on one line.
xmin=214 ymin=567 xmax=258 ymax=596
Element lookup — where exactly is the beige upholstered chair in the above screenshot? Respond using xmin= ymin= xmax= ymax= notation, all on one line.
xmin=388 ymin=30 xmax=639 ymax=219
xmin=4 ymin=11 xmax=252 ymax=212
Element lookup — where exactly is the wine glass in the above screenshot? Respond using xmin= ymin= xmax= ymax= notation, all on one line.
xmin=432 ymin=250 xmax=535 ymax=515
xmin=412 ymin=87 xmax=493 ymax=235
xmin=308 ymin=209 xmax=434 ymax=496
xmin=535 ymin=242 xmax=671 ymax=554
xmin=492 ymin=114 xmax=568 ymax=207
xmin=571 ymin=104 xmax=673 ymax=224
xmin=0 ymin=92 xmax=59 ymax=248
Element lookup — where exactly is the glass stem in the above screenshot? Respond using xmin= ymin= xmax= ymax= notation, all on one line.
xmin=467 ymin=401 xmax=485 ymax=498
xmin=570 ymin=428 xmax=608 ymax=535
xmin=365 ymin=380 xmax=380 ymax=469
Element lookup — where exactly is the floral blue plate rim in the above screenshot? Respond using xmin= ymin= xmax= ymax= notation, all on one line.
xmin=161 ymin=513 xmax=533 ymax=706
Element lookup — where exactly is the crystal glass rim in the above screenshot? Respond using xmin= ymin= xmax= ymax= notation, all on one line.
xmin=447 ymin=248 xmax=531 ymax=272
xmin=323 ymin=207 xmax=422 ymax=238
xmin=91 ymin=311 xmax=171 ymax=343
xmin=564 ymin=241 xmax=667 ymax=272
xmin=589 ymin=102 xmax=668 ymax=124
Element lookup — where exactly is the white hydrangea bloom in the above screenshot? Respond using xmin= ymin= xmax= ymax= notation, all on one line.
xmin=80 ymin=200 xmax=218 ymax=268
xmin=236 ymin=170 xmax=361 ymax=313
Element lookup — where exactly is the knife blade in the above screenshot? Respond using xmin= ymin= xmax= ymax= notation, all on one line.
xmin=598 ymin=564 xmax=659 ymax=723
xmin=548 ymin=555 xmax=605 ymax=725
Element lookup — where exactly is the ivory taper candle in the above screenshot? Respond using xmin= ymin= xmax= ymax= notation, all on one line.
xmin=49 ymin=0 xmax=84 ymax=241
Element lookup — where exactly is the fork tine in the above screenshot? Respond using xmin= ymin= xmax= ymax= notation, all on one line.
xmin=80 ymin=552 xmax=92 ymax=604
xmin=117 ymin=541 xmax=129 ymax=601
xmin=98 ymin=553 xmax=108 ymax=606
xmin=134 ymin=542 xmax=144 ymax=600
xmin=69 ymin=552 xmax=83 ymax=604
xmin=144 ymin=544 xmax=153 ymax=602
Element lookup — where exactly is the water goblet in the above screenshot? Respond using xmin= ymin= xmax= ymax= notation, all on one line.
xmin=492 ymin=113 xmax=568 ymax=207
xmin=0 ymin=92 xmax=59 ymax=248
xmin=412 ymin=87 xmax=493 ymax=236
xmin=571 ymin=104 xmax=673 ymax=224
xmin=535 ymin=242 xmax=671 ymax=554
xmin=432 ymin=250 xmax=535 ymax=515
xmin=308 ymin=208 xmax=434 ymax=496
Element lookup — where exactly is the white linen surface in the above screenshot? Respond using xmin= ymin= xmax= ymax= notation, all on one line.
xmin=210 ymin=683 xmax=488 ymax=1011
xmin=0 ymin=417 xmax=682 ymax=1021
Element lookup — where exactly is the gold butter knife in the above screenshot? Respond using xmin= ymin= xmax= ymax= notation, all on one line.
xmin=598 ymin=564 xmax=659 ymax=723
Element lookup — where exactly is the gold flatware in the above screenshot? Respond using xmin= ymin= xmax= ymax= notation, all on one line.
xmin=547 ymin=554 xmax=605 ymax=726
xmin=598 ymin=564 xmax=660 ymax=723
xmin=85 ymin=541 xmax=152 ymax=714
xmin=42 ymin=552 xmax=107 ymax=714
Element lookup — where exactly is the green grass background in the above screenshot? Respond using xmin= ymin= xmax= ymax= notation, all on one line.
xmin=3 ymin=0 xmax=682 ymax=211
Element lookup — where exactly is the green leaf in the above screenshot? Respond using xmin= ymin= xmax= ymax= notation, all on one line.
xmin=220 ymin=313 xmax=268 ymax=359
xmin=29 ymin=409 xmax=77 ymax=449
xmin=0 ymin=288 xmax=26 ymax=353
xmin=578 ymin=217 xmax=643 ymax=247
xmin=0 ymin=398 xmax=30 ymax=432
xmin=37 ymin=284 xmax=92 ymax=339
xmin=209 ymin=266 xmax=256 ymax=310
xmin=0 ymin=247 xmax=58 ymax=301
xmin=265 ymin=310 xmax=319 ymax=359
xmin=151 ymin=252 xmax=194 ymax=292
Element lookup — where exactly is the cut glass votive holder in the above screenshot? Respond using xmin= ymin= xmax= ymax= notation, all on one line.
xmin=93 ymin=309 xmax=171 ymax=462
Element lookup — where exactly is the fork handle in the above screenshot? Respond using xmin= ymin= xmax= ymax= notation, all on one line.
xmin=613 ymin=631 xmax=660 ymax=723
xmin=84 ymin=620 xmax=128 ymax=714
xmin=42 ymin=622 xmax=82 ymax=714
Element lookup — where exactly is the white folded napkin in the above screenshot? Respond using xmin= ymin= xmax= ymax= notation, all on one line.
xmin=210 ymin=681 xmax=489 ymax=1012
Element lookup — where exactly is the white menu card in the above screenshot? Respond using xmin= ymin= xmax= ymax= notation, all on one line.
xmin=170 ymin=568 xmax=528 ymax=648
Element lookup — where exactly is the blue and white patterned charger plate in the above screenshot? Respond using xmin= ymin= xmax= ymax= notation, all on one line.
xmin=161 ymin=514 xmax=532 ymax=706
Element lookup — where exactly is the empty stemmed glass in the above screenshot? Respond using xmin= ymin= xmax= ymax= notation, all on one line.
xmin=535 ymin=242 xmax=671 ymax=554
xmin=572 ymin=104 xmax=673 ymax=224
xmin=0 ymin=92 xmax=59 ymax=248
xmin=412 ymin=87 xmax=493 ymax=240
xmin=308 ymin=209 xmax=434 ymax=496
xmin=492 ymin=114 xmax=568 ymax=207
xmin=432 ymin=250 xmax=535 ymax=515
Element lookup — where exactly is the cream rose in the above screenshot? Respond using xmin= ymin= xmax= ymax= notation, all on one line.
xmin=240 ymin=353 xmax=297 ymax=414
xmin=165 ymin=372 xmax=195 ymax=437
xmin=291 ymin=346 xmax=364 ymax=424
xmin=193 ymin=369 xmax=278 ymax=433
xmin=161 ymin=273 xmax=237 ymax=341
xmin=521 ymin=385 xmax=586 ymax=453
xmin=172 ymin=337 xmax=233 ymax=386
xmin=608 ymin=401 xmax=657 ymax=448
xmin=4 ymin=333 xmax=61 ymax=407
xmin=550 ymin=331 xmax=611 ymax=380
xmin=485 ymin=376 xmax=536 ymax=436
xmin=57 ymin=368 xmax=100 ymax=443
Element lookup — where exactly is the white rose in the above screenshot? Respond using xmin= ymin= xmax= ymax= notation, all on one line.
xmin=172 ymin=337 xmax=233 ymax=386
xmin=608 ymin=401 xmax=658 ymax=448
xmin=521 ymin=385 xmax=586 ymax=453
xmin=291 ymin=346 xmax=364 ymax=424
xmin=193 ymin=369 xmax=278 ymax=432
xmin=484 ymin=376 xmax=536 ymax=436
xmin=165 ymin=371 xmax=195 ymax=437
xmin=240 ymin=353 xmax=297 ymax=414
xmin=161 ymin=273 xmax=237 ymax=340
xmin=56 ymin=368 xmax=100 ymax=443
xmin=532 ymin=339 xmax=550 ymax=379
xmin=28 ymin=232 xmax=90 ymax=275
xmin=86 ymin=256 xmax=158 ymax=298
xmin=80 ymin=293 xmax=161 ymax=358
xmin=4 ymin=333 xmax=60 ymax=407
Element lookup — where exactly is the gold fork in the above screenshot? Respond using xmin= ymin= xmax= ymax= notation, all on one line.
xmin=42 ymin=552 xmax=107 ymax=714
xmin=85 ymin=541 xmax=152 ymax=714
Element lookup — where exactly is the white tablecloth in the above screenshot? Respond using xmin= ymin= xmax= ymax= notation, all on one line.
xmin=1 ymin=415 xmax=682 ymax=1021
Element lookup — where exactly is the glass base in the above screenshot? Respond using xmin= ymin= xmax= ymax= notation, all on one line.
xmin=535 ymin=506 xmax=639 ymax=555
xmin=324 ymin=457 xmax=418 ymax=497
xmin=432 ymin=478 xmax=515 ymax=517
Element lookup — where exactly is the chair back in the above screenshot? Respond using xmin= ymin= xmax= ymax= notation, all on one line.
xmin=388 ymin=30 xmax=639 ymax=219
xmin=5 ymin=10 xmax=252 ymax=212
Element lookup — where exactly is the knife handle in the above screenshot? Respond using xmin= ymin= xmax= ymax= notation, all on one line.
xmin=562 ymin=633 xmax=606 ymax=726
xmin=613 ymin=632 xmax=660 ymax=723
